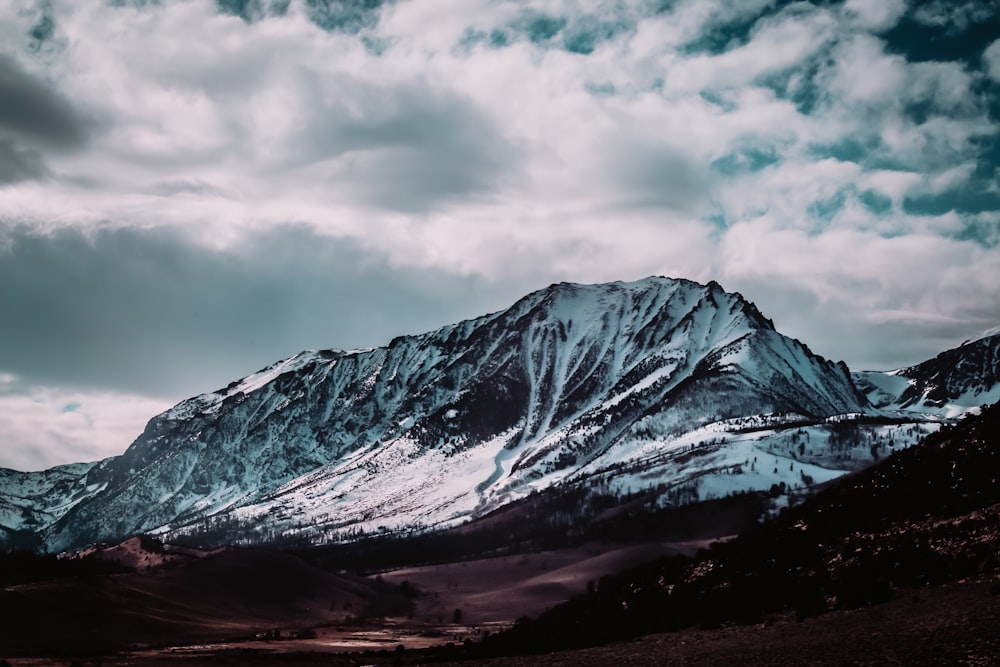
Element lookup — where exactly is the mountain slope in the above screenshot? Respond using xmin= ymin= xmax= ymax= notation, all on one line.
xmin=0 ymin=460 xmax=111 ymax=550
xmin=0 ymin=277 xmax=932 ymax=552
xmin=479 ymin=400 xmax=1000 ymax=657
xmin=854 ymin=332 xmax=1000 ymax=416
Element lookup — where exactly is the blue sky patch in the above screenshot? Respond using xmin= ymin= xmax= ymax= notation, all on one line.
xmin=215 ymin=0 xmax=385 ymax=32
xmin=807 ymin=139 xmax=873 ymax=165
xmin=561 ymin=16 xmax=632 ymax=55
xmin=883 ymin=5 xmax=999 ymax=67
xmin=711 ymin=147 xmax=781 ymax=175
xmin=808 ymin=190 xmax=848 ymax=222
xmin=904 ymin=189 xmax=1000 ymax=218
xmin=859 ymin=189 xmax=893 ymax=215
xmin=520 ymin=14 xmax=565 ymax=45
xmin=950 ymin=217 xmax=1000 ymax=248
xmin=585 ymin=81 xmax=616 ymax=97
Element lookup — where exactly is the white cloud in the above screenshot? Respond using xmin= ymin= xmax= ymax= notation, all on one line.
xmin=663 ymin=8 xmax=837 ymax=95
xmin=0 ymin=0 xmax=989 ymax=246
xmin=906 ymin=61 xmax=978 ymax=116
xmin=841 ymin=0 xmax=907 ymax=32
xmin=821 ymin=34 xmax=909 ymax=109
xmin=985 ymin=39 xmax=1000 ymax=82
xmin=856 ymin=169 xmax=922 ymax=206
xmin=717 ymin=219 xmax=1000 ymax=368
xmin=0 ymin=375 xmax=171 ymax=471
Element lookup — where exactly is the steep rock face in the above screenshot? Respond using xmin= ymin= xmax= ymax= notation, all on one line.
xmin=0 ymin=460 xmax=111 ymax=549
xmin=8 ymin=278 xmax=873 ymax=551
xmin=854 ymin=333 xmax=1000 ymax=416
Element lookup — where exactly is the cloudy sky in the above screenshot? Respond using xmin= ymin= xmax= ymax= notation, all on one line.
xmin=1 ymin=0 xmax=998 ymax=471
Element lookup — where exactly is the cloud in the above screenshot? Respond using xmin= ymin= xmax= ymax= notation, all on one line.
xmin=0 ymin=51 xmax=90 ymax=185
xmin=0 ymin=137 xmax=48 ymax=183
xmin=842 ymin=0 xmax=907 ymax=32
xmin=985 ymin=39 xmax=1000 ymax=82
xmin=717 ymin=218 xmax=1000 ymax=369
xmin=606 ymin=135 xmax=712 ymax=212
xmin=0 ymin=373 xmax=170 ymax=471
xmin=0 ymin=53 xmax=88 ymax=149
xmin=0 ymin=224 xmax=540 ymax=398
xmin=287 ymin=79 xmax=516 ymax=212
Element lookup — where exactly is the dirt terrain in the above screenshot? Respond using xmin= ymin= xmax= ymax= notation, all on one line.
xmin=378 ymin=540 xmax=709 ymax=626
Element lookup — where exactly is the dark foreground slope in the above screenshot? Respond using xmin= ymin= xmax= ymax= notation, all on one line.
xmin=473 ymin=402 xmax=1000 ymax=656
xmin=433 ymin=580 xmax=1000 ymax=667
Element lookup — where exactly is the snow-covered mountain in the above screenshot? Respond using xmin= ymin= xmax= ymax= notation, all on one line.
xmin=1 ymin=277 xmax=988 ymax=553
xmin=0 ymin=461 xmax=106 ymax=548
xmin=854 ymin=332 xmax=1000 ymax=417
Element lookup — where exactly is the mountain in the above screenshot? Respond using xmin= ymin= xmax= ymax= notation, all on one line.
xmin=0 ymin=461 xmax=106 ymax=550
xmin=854 ymin=332 xmax=1000 ymax=416
xmin=0 ymin=277 xmax=970 ymax=553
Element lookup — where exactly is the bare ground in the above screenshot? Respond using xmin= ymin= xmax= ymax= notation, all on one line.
xmin=378 ymin=540 xmax=709 ymax=626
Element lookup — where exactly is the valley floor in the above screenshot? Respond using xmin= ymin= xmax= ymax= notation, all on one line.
xmin=4 ymin=578 xmax=998 ymax=666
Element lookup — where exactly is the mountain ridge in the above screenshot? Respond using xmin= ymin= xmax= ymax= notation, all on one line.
xmin=0 ymin=276 xmax=993 ymax=553
xmin=853 ymin=331 xmax=1000 ymax=416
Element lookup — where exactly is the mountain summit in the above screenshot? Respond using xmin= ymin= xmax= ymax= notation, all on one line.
xmin=0 ymin=277 xmax=951 ymax=552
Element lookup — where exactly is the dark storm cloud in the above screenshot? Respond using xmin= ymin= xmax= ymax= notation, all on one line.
xmin=0 ymin=225 xmax=533 ymax=398
xmin=610 ymin=139 xmax=712 ymax=213
xmin=293 ymin=83 xmax=515 ymax=212
xmin=0 ymin=52 xmax=89 ymax=184
xmin=0 ymin=53 xmax=88 ymax=149
xmin=0 ymin=137 xmax=48 ymax=183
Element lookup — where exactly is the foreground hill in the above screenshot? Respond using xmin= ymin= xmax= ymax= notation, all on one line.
xmin=4 ymin=276 xmax=904 ymax=553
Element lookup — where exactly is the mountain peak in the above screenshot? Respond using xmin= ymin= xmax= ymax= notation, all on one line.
xmin=518 ymin=276 xmax=775 ymax=334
